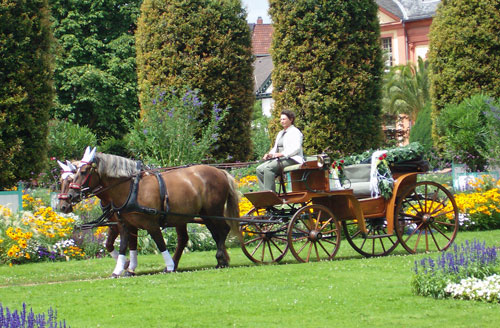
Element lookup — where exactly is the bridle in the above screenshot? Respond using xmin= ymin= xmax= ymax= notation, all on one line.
xmin=68 ymin=163 xmax=99 ymax=202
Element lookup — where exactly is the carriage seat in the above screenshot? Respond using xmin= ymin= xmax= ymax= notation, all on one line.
xmin=343 ymin=164 xmax=372 ymax=198
xmin=283 ymin=156 xmax=322 ymax=173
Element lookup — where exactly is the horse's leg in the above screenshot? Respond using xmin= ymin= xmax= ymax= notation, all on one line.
xmin=148 ymin=228 xmax=175 ymax=273
xmin=125 ymin=226 xmax=139 ymax=275
xmin=172 ymin=225 xmax=188 ymax=271
xmin=205 ymin=221 xmax=231 ymax=268
xmin=112 ymin=223 xmax=130 ymax=278
xmin=106 ymin=224 xmax=119 ymax=260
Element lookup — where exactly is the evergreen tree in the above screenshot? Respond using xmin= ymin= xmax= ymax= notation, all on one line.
xmin=50 ymin=0 xmax=142 ymax=139
xmin=428 ymin=0 xmax=500 ymax=114
xmin=0 ymin=0 xmax=54 ymax=188
xmin=269 ymin=0 xmax=384 ymax=156
xmin=136 ymin=0 xmax=254 ymax=161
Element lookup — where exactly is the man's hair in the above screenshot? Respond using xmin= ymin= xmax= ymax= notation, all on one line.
xmin=281 ymin=109 xmax=296 ymax=124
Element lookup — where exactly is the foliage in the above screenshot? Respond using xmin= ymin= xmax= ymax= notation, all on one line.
xmin=412 ymin=240 xmax=498 ymax=299
xmin=337 ymin=142 xmax=425 ymax=167
xmin=269 ymin=0 xmax=384 ymax=156
xmin=481 ymin=97 xmax=500 ymax=167
xmin=136 ymin=0 xmax=254 ymax=161
xmin=126 ymin=88 xmax=228 ymax=167
xmin=383 ymin=57 xmax=430 ymax=123
xmin=0 ymin=0 xmax=55 ymax=189
xmin=435 ymin=94 xmax=492 ymax=172
xmin=251 ymin=100 xmax=271 ymax=160
xmin=49 ymin=0 xmax=141 ymax=139
xmin=409 ymin=102 xmax=433 ymax=152
xmin=0 ymin=303 xmax=68 ymax=328
xmin=98 ymin=137 xmax=132 ymax=158
xmin=428 ymin=0 xmax=500 ymax=118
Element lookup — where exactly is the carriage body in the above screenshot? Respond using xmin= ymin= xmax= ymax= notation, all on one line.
xmin=240 ymin=155 xmax=459 ymax=263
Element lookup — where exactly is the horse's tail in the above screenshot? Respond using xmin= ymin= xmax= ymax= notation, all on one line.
xmin=221 ymin=170 xmax=242 ymax=238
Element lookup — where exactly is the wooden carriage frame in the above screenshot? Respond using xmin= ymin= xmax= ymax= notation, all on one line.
xmin=239 ymin=155 xmax=459 ymax=264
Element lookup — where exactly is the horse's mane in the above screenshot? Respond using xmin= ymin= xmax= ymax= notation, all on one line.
xmin=96 ymin=153 xmax=140 ymax=178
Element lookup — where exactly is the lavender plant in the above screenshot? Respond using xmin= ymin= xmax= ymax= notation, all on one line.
xmin=127 ymin=87 xmax=228 ymax=167
xmin=0 ymin=303 xmax=68 ymax=328
xmin=412 ymin=240 xmax=498 ymax=299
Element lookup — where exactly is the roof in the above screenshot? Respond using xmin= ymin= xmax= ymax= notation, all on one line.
xmin=251 ymin=23 xmax=273 ymax=56
xmin=376 ymin=0 xmax=440 ymax=21
xmin=253 ymin=55 xmax=273 ymax=96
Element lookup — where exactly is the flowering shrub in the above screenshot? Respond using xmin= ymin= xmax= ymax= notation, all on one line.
xmin=445 ymin=274 xmax=500 ymax=303
xmin=0 ymin=303 xmax=68 ymax=327
xmin=412 ymin=240 xmax=498 ymax=299
xmin=127 ymin=87 xmax=228 ymax=167
xmin=446 ymin=175 xmax=500 ymax=230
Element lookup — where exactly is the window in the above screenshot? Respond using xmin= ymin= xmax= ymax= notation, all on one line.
xmin=381 ymin=37 xmax=393 ymax=67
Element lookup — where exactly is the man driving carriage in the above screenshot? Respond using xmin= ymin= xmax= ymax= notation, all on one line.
xmin=257 ymin=109 xmax=304 ymax=192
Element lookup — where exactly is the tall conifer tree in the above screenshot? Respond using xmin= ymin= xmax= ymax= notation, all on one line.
xmin=0 ymin=0 xmax=54 ymax=188
xmin=269 ymin=0 xmax=383 ymax=155
xmin=428 ymin=0 xmax=500 ymax=115
xmin=136 ymin=0 xmax=254 ymax=161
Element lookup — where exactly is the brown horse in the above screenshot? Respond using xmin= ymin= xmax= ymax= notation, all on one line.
xmin=57 ymin=160 xmax=140 ymax=275
xmin=66 ymin=150 xmax=240 ymax=276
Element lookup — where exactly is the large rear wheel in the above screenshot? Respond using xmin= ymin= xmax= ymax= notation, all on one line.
xmin=287 ymin=204 xmax=341 ymax=263
xmin=394 ymin=181 xmax=459 ymax=253
xmin=239 ymin=207 xmax=289 ymax=264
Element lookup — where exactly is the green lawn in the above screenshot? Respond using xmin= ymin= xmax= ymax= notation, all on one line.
xmin=1 ymin=230 xmax=499 ymax=328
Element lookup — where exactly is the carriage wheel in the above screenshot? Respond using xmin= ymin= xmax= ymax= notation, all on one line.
xmin=287 ymin=204 xmax=341 ymax=263
xmin=342 ymin=217 xmax=399 ymax=257
xmin=239 ymin=207 xmax=289 ymax=264
xmin=394 ymin=181 xmax=459 ymax=254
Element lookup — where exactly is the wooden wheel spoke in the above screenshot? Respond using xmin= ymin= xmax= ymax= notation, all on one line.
xmin=250 ymin=239 xmax=265 ymax=257
xmin=317 ymin=241 xmax=332 ymax=256
xmin=296 ymin=239 xmax=311 ymax=255
xmin=427 ymin=189 xmax=440 ymax=213
xmin=244 ymin=236 xmax=263 ymax=246
xmin=269 ymin=238 xmax=286 ymax=253
xmin=430 ymin=222 xmax=452 ymax=241
xmin=306 ymin=241 xmax=314 ymax=261
xmin=403 ymin=221 xmax=424 ymax=244
xmin=266 ymin=241 xmax=275 ymax=261
xmin=319 ymin=217 xmax=334 ymax=230
xmin=427 ymin=226 xmax=442 ymax=251
xmin=402 ymin=198 xmax=423 ymax=216
xmin=431 ymin=208 xmax=455 ymax=218
xmin=412 ymin=229 xmax=423 ymax=253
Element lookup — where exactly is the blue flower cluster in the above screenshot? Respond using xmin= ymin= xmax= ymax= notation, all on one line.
xmin=414 ymin=239 xmax=498 ymax=275
xmin=0 ymin=303 xmax=68 ymax=328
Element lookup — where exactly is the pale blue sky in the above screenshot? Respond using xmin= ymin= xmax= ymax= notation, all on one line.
xmin=241 ymin=0 xmax=271 ymax=24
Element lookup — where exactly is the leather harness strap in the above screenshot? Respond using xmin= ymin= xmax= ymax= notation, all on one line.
xmin=113 ymin=162 xmax=170 ymax=227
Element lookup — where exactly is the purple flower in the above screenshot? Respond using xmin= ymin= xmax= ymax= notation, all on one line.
xmin=143 ymin=129 xmax=148 ymax=135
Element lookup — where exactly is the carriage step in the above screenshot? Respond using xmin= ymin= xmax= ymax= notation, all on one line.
xmin=365 ymin=234 xmax=394 ymax=239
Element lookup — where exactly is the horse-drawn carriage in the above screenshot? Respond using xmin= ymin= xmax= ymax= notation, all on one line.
xmin=238 ymin=153 xmax=459 ymax=263
xmin=59 ymin=147 xmax=459 ymax=276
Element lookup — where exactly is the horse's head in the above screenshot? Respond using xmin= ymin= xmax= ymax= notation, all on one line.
xmin=67 ymin=147 xmax=101 ymax=205
xmin=57 ymin=160 xmax=77 ymax=213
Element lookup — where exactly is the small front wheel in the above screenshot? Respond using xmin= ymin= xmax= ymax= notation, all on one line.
xmin=287 ymin=204 xmax=341 ymax=263
xmin=239 ymin=207 xmax=289 ymax=264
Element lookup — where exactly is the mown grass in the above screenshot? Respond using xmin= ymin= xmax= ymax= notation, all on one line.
xmin=1 ymin=230 xmax=499 ymax=328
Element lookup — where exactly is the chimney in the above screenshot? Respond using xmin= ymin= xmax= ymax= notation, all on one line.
xmin=257 ymin=16 xmax=263 ymax=24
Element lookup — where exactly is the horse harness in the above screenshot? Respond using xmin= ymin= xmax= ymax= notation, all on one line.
xmin=111 ymin=162 xmax=170 ymax=227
